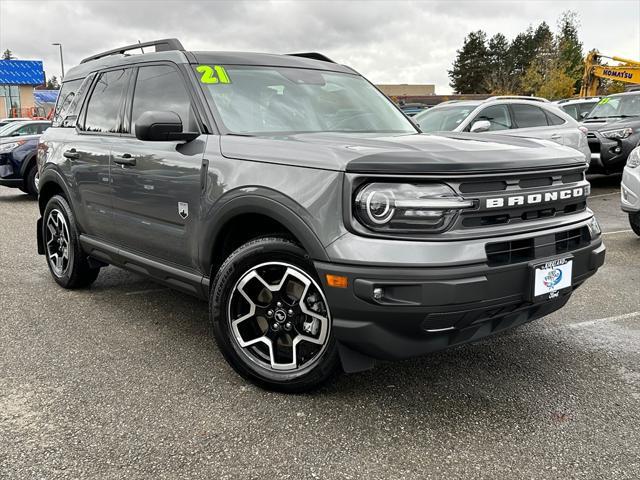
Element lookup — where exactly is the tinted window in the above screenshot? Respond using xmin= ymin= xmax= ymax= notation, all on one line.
xmin=15 ymin=124 xmax=39 ymax=136
xmin=83 ymin=69 xmax=129 ymax=133
xmin=474 ymin=105 xmax=512 ymax=131
xmin=131 ymin=65 xmax=195 ymax=133
xmin=37 ymin=123 xmax=51 ymax=133
xmin=545 ymin=109 xmax=566 ymax=126
xmin=52 ymin=79 xmax=83 ymax=127
xmin=511 ymin=104 xmax=548 ymax=128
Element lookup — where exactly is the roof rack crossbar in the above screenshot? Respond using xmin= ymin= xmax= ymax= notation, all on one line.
xmin=80 ymin=38 xmax=185 ymax=64
xmin=286 ymin=52 xmax=335 ymax=64
xmin=486 ymin=95 xmax=549 ymax=103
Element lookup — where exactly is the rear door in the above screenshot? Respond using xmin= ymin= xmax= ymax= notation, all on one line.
xmin=109 ymin=63 xmax=207 ymax=268
xmin=508 ymin=103 xmax=561 ymax=143
xmin=71 ymin=68 xmax=131 ymax=239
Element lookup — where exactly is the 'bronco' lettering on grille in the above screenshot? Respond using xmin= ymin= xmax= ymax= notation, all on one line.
xmin=485 ymin=187 xmax=585 ymax=209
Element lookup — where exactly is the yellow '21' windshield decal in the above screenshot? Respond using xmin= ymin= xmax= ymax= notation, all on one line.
xmin=197 ymin=65 xmax=231 ymax=84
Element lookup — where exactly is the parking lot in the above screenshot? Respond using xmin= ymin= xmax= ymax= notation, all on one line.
xmin=0 ymin=176 xmax=638 ymax=479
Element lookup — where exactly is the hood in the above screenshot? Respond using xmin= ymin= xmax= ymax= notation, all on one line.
xmin=0 ymin=134 xmax=40 ymax=144
xmin=220 ymin=132 xmax=586 ymax=174
xmin=581 ymin=116 xmax=640 ymax=132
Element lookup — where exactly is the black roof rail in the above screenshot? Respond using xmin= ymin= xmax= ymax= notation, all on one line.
xmin=80 ymin=38 xmax=185 ymax=64
xmin=287 ymin=52 xmax=335 ymax=64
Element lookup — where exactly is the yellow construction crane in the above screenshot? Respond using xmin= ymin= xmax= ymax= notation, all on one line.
xmin=580 ymin=50 xmax=640 ymax=97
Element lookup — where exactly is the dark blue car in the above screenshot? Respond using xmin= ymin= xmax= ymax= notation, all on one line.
xmin=0 ymin=120 xmax=51 ymax=196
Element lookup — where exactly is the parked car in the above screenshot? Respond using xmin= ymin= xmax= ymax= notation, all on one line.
xmin=0 ymin=134 xmax=43 ymax=196
xmin=0 ymin=120 xmax=51 ymax=137
xmin=414 ymin=96 xmax=591 ymax=162
xmin=37 ymin=39 xmax=604 ymax=392
xmin=621 ymin=146 xmax=640 ymax=235
xmin=399 ymin=103 xmax=430 ymax=116
xmin=0 ymin=117 xmax=32 ymax=127
xmin=555 ymin=97 xmax=600 ymax=121
xmin=581 ymin=91 xmax=640 ymax=175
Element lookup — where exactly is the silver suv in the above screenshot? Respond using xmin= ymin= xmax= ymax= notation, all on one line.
xmin=414 ymin=96 xmax=591 ymax=161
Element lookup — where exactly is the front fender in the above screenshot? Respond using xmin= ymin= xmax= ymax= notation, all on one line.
xmin=199 ymin=191 xmax=331 ymax=272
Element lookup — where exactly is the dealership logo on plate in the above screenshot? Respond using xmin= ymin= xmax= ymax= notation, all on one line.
xmin=543 ymin=269 xmax=563 ymax=289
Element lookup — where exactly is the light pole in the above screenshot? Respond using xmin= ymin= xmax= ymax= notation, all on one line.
xmin=51 ymin=43 xmax=64 ymax=80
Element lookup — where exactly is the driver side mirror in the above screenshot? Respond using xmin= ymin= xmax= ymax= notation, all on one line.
xmin=135 ymin=111 xmax=199 ymax=142
xmin=470 ymin=120 xmax=491 ymax=133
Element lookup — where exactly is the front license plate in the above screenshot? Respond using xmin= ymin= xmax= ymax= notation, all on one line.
xmin=532 ymin=257 xmax=573 ymax=301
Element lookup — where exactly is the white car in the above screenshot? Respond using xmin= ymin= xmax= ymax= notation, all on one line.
xmin=621 ymin=146 xmax=640 ymax=235
xmin=414 ymin=96 xmax=591 ymax=162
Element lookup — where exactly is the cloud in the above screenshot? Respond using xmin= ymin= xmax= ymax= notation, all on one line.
xmin=1 ymin=0 xmax=639 ymax=93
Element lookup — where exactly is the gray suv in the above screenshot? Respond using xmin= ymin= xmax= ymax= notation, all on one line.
xmin=37 ymin=39 xmax=605 ymax=392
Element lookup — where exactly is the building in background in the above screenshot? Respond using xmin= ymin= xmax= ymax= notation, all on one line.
xmin=0 ymin=59 xmax=45 ymax=118
xmin=377 ymin=84 xmax=436 ymax=98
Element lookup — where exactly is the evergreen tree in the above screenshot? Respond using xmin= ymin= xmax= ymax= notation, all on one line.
xmin=485 ymin=33 xmax=514 ymax=94
xmin=2 ymin=49 xmax=15 ymax=60
xmin=45 ymin=76 xmax=60 ymax=90
xmin=448 ymin=30 xmax=491 ymax=94
xmin=557 ymin=11 xmax=584 ymax=93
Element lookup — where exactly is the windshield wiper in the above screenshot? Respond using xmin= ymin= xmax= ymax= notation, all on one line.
xmin=587 ymin=115 xmax=639 ymax=119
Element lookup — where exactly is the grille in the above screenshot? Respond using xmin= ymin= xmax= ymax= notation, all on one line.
xmin=456 ymin=167 xmax=588 ymax=230
xmin=486 ymin=226 xmax=590 ymax=266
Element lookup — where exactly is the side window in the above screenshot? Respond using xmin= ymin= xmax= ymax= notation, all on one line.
xmin=511 ymin=104 xmax=549 ymax=128
xmin=475 ymin=105 xmax=512 ymax=131
xmin=545 ymin=109 xmax=566 ymax=126
xmin=38 ymin=123 xmax=50 ymax=134
xmin=82 ymin=69 xmax=129 ymax=133
xmin=131 ymin=65 xmax=196 ymax=134
xmin=14 ymin=124 xmax=38 ymax=136
xmin=52 ymin=79 xmax=83 ymax=127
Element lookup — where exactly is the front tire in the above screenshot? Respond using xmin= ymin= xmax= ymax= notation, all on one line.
xmin=24 ymin=164 xmax=39 ymax=197
xmin=630 ymin=212 xmax=640 ymax=237
xmin=43 ymin=195 xmax=100 ymax=288
xmin=210 ymin=237 xmax=339 ymax=392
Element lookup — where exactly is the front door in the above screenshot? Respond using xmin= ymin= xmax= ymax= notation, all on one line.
xmin=109 ymin=64 xmax=207 ymax=269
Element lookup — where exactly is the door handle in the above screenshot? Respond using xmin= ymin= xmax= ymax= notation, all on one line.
xmin=113 ymin=153 xmax=136 ymax=166
xmin=550 ymin=134 xmax=562 ymax=140
xmin=63 ymin=149 xmax=79 ymax=159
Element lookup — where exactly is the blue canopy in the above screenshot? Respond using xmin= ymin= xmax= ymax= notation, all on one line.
xmin=0 ymin=60 xmax=45 ymax=85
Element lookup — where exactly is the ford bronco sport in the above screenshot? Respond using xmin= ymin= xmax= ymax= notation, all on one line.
xmin=37 ymin=39 xmax=605 ymax=392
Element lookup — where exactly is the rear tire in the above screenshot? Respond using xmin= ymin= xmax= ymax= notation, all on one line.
xmin=24 ymin=164 xmax=38 ymax=197
xmin=210 ymin=237 xmax=339 ymax=393
xmin=43 ymin=195 xmax=100 ymax=289
xmin=630 ymin=212 xmax=640 ymax=237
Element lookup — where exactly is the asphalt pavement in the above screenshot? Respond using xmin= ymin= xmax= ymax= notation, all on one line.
xmin=0 ymin=175 xmax=638 ymax=479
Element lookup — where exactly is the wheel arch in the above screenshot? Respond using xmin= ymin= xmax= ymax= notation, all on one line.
xmin=38 ymin=168 xmax=72 ymax=214
xmin=203 ymin=195 xmax=330 ymax=277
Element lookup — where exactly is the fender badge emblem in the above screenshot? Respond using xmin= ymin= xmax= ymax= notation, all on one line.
xmin=178 ymin=202 xmax=189 ymax=219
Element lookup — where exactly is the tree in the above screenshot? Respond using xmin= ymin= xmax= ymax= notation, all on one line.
xmin=2 ymin=49 xmax=15 ymax=60
xmin=485 ymin=33 xmax=515 ymax=94
xmin=45 ymin=76 xmax=60 ymax=90
xmin=448 ymin=30 xmax=491 ymax=93
xmin=557 ymin=11 xmax=583 ymax=93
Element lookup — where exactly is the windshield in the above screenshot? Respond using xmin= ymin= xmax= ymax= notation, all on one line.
xmin=588 ymin=95 xmax=640 ymax=118
xmin=195 ymin=65 xmax=415 ymax=135
xmin=414 ymin=104 xmax=476 ymax=132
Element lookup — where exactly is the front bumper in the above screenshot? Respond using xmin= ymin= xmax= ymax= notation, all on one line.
xmin=316 ymin=226 xmax=605 ymax=361
xmin=587 ymin=132 xmax=639 ymax=174
xmin=621 ymin=165 xmax=640 ymax=212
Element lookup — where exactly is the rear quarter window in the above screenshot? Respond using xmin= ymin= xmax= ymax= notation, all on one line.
xmin=52 ymin=79 xmax=84 ymax=127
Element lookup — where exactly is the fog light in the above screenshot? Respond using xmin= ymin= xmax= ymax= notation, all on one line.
xmin=373 ymin=287 xmax=384 ymax=300
xmin=614 ymin=146 xmax=621 ymax=154
xmin=588 ymin=217 xmax=601 ymax=237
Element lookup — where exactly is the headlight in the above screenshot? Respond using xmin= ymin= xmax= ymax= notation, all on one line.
xmin=354 ymin=183 xmax=474 ymax=233
xmin=0 ymin=141 xmax=25 ymax=153
xmin=601 ymin=128 xmax=633 ymax=140
xmin=587 ymin=216 xmax=602 ymax=237
xmin=627 ymin=147 xmax=640 ymax=168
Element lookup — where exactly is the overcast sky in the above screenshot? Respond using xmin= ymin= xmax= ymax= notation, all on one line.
xmin=1 ymin=0 xmax=639 ymax=93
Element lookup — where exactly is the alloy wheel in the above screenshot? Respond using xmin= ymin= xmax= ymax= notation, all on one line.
xmin=227 ymin=262 xmax=331 ymax=373
xmin=45 ymin=209 xmax=71 ymax=276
